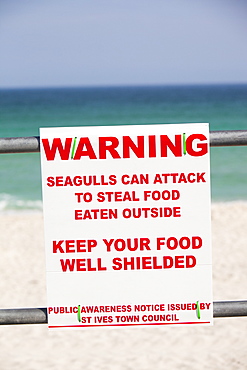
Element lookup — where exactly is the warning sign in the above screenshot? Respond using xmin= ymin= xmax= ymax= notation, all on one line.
xmin=40 ymin=123 xmax=213 ymax=329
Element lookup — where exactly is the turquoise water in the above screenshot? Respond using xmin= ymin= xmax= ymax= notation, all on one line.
xmin=1 ymin=84 xmax=247 ymax=211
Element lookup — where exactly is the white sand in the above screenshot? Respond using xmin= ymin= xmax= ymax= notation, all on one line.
xmin=0 ymin=202 xmax=246 ymax=369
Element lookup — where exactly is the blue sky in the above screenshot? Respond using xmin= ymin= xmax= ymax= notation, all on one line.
xmin=1 ymin=0 xmax=247 ymax=88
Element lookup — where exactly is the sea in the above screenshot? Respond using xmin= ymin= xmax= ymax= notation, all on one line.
xmin=1 ymin=84 xmax=247 ymax=212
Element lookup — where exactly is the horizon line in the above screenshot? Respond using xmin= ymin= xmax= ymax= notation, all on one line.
xmin=1 ymin=81 xmax=247 ymax=90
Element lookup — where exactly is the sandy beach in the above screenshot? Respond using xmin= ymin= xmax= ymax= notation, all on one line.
xmin=0 ymin=202 xmax=246 ymax=369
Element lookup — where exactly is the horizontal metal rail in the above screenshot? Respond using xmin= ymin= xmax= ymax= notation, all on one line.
xmin=0 ymin=136 xmax=40 ymax=153
xmin=1 ymin=130 xmax=247 ymax=153
xmin=0 ymin=308 xmax=47 ymax=325
xmin=0 ymin=301 xmax=246 ymax=325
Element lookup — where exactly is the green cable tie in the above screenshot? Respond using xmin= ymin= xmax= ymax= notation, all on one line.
xmin=196 ymin=301 xmax=201 ymax=319
xmin=183 ymin=133 xmax=186 ymax=155
xmin=71 ymin=137 xmax=77 ymax=159
xmin=77 ymin=305 xmax=81 ymax=322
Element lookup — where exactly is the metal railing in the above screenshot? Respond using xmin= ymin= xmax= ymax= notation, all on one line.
xmin=1 ymin=130 xmax=247 ymax=154
xmin=0 ymin=130 xmax=247 ymax=324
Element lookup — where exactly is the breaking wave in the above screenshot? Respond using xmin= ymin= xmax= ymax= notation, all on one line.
xmin=0 ymin=193 xmax=43 ymax=213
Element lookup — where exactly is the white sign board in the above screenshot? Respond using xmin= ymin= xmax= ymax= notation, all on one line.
xmin=40 ymin=123 xmax=213 ymax=329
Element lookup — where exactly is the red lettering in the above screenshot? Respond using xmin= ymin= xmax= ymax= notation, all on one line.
xmin=148 ymin=135 xmax=156 ymax=157
xmin=42 ymin=138 xmax=72 ymax=160
xmin=160 ymin=135 xmax=182 ymax=157
xmin=42 ymin=133 xmax=208 ymax=161
xmin=99 ymin=137 xmax=121 ymax=159
xmin=122 ymin=136 xmax=144 ymax=158
xmin=186 ymin=134 xmax=208 ymax=156
xmin=186 ymin=255 xmax=196 ymax=268
xmin=53 ymin=240 xmax=64 ymax=253
xmin=73 ymin=137 xmax=97 ymax=159
xmin=60 ymin=259 xmax=75 ymax=271
xmin=47 ymin=177 xmax=55 ymax=187
xmin=197 ymin=172 xmax=206 ymax=182
xmin=174 ymin=256 xmax=184 ymax=268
